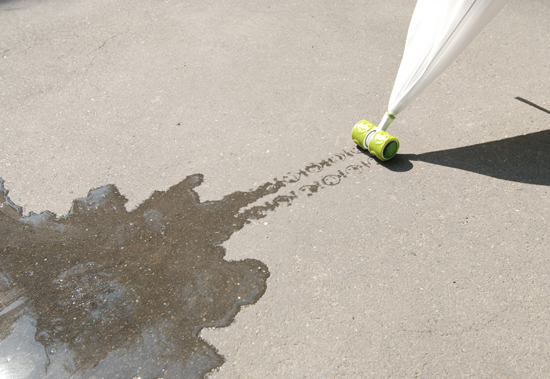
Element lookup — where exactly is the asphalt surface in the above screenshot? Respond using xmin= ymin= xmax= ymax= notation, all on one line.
xmin=1 ymin=0 xmax=549 ymax=378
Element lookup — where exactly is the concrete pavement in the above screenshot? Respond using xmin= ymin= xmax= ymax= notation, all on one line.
xmin=1 ymin=0 xmax=549 ymax=377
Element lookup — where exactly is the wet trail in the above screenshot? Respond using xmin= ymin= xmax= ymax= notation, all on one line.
xmin=0 ymin=148 xmax=374 ymax=378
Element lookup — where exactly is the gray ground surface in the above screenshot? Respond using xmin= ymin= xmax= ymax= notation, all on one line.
xmin=1 ymin=0 xmax=550 ymax=377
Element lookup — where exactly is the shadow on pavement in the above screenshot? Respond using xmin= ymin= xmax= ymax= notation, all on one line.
xmin=380 ymin=129 xmax=550 ymax=186
xmin=515 ymin=97 xmax=550 ymax=115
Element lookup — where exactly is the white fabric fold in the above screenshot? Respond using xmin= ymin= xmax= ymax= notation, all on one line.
xmin=386 ymin=0 xmax=507 ymax=117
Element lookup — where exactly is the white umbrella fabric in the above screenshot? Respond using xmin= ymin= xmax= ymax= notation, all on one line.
xmin=352 ymin=0 xmax=508 ymax=161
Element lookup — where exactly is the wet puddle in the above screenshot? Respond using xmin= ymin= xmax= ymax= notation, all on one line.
xmin=0 ymin=148 xmax=374 ymax=378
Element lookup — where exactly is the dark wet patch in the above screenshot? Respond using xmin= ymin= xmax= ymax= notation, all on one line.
xmin=0 ymin=148 xmax=373 ymax=378
xmin=0 ymin=175 xmax=285 ymax=378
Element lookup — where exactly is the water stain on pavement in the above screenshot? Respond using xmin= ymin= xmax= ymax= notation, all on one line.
xmin=0 ymin=148 xmax=372 ymax=378
xmin=0 ymin=175 xmax=283 ymax=378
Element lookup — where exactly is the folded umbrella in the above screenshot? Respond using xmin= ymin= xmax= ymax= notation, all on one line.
xmin=352 ymin=0 xmax=508 ymax=161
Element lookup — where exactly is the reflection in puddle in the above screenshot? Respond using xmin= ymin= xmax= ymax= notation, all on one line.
xmin=0 ymin=148 xmax=370 ymax=378
xmin=0 ymin=175 xmax=283 ymax=378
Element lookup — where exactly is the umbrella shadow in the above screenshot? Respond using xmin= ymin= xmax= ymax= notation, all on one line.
xmin=381 ymin=129 xmax=550 ymax=186
xmin=381 ymin=97 xmax=550 ymax=185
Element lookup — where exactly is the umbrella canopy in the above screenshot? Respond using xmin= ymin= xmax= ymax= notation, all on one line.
xmin=379 ymin=0 xmax=507 ymax=129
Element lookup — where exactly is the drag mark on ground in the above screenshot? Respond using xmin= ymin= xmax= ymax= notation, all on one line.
xmin=258 ymin=148 xmax=375 ymax=210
